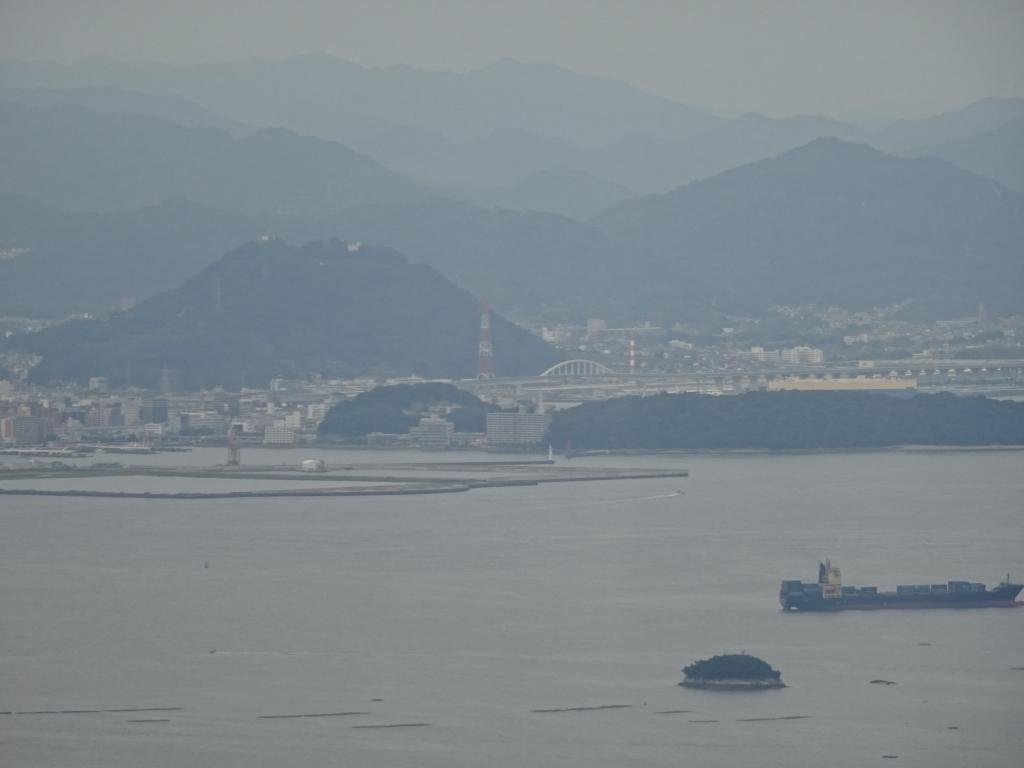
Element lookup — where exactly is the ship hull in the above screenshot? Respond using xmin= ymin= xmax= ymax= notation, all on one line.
xmin=782 ymin=597 xmax=1021 ymax=611
xmin=780 ymin=580 xmax=1021 ymax=611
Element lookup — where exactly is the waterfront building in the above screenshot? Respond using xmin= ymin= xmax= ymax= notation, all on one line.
xmin=180 ymin=411 xmax=228 ymax=434
xmin=263 ymin=425 xmax=296 ymax=445
xmin=780 ymin=346 xmax=825 ymax=364
xmin=122 ymin=399 xmax=142 ymax=426
xmin=485 ymin=412 xmax=551 ymax=445
xmin=140 ymin=398 xmax=169 ymax=424
xmin=85 ymin=404 xmax=123 ymax=428
xmin=747 ymin=346 xmax=781 ymax=362
xmin=408 ymin=416 xmax=454 ymax=449
xmin=13 ymin=415 xmax=45 ymax=445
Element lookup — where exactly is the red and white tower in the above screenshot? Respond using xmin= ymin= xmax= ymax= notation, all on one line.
xmin=477 ymin=300 xmax=496 ymax=378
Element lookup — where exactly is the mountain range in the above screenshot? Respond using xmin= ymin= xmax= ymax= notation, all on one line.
xmin=3 ymin=55 xmax=1021 ymax=197
xmin=592 ymin=139 xmax=1024 ymax=318
xmin=0 ymin=55 xmax=718 ymax=149
xmin=2 ymin=136 xmax=1022 ymax=325
xmin=903 ymin=117 xmax=1024 ymax=194
xmin=0 ymin=101 xmax=429 ymax=215
xmin=0 ymin=194 xmax=645 ymax=322
xmin=0 ymin=85 xmax=246 ymax=134
xmin=873 ymin=97 xmax=1024 ymax=153
xmin=1 ymin=56 xmax=1021 ymax=335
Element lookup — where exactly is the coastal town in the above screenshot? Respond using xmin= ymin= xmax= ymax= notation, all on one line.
xmin=3 ymin=304 xmax=1022 ymax=454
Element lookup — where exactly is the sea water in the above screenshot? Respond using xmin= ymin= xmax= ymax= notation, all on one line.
xmin=2 ymin=450 xmax=1022 ymax=767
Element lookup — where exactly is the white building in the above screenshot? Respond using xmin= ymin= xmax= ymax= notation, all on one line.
xmin=780 ymin=346 xmax=824 ymax=364
xmin=485 ymin=412 xmax=551 ymax=445
xmin=408 ymin=416 xmax=454 ymax=449
xmin=747 ymin=346 xmax=781 ymax=362
xmin=178 ymin=411 xmax=227 ymax=433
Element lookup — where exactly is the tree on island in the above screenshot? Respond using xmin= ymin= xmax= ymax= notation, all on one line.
xmin=546 ymin=391 xmax=1024 ymax=450
xmin=682 ymin=654 xmax=781 ymax=681
xmin=317 ymin=382 xmax=497 ymax=440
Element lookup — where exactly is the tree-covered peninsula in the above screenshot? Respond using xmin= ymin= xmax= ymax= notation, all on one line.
xmin=547 ymin=391 xmax=1024 ymax=451
xmin=318 ymin=382 xmax=495 ymax=440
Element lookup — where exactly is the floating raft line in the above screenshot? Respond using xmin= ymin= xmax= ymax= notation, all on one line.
xmin=530 ymin=704 xmax=631 ymax=713
xmin=259 ymin=711 xmax=370 ymax=719
xmin=12 ymin=706 xmax=182 ymax=715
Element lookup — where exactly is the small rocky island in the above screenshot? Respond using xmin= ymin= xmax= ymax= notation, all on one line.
xmin=680 ymin=654 xmax=785 ymax=690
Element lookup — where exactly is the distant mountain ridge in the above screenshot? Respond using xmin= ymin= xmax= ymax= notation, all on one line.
xmin=0 ymin=193 xmax=648 ymax=322
xmin=9 ymin=239 xmax=560 ymax=389
xmin=592 ymin=138 xmax=1024 ymax=317
xmin=0 ymin=101 xmax=430 ymax=215
xmin=904 ymin=117 xmax=1024 ymax=194
xmin=875 ymin=97 xmax=1024 ymax=153
xmin=0 ymin=85 xmax=246 ymax=134
xmin=2 ymin=56 xmax=1021 ymax=197
xmin=449 ymin=166 xmax=636 ymax=220
xmin=0 ymin=195 xmax=261 ymax=317
xmin=274 ymin=199 xmax=654 ymax=322
xmin=0 ymin=54 xmax=719 ymax=148
xmin=4 ymin=137 xmax=1021 ymax=325
xmin=575 ymin=113 xmax=872 ymax=192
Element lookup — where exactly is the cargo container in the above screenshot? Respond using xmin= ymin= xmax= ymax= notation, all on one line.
xmin=780 ymin=561 xmax=1021 ymax=611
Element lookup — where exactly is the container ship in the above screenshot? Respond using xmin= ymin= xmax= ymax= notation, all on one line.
xmin=780 ymin=561 xmax=1022 ymax=611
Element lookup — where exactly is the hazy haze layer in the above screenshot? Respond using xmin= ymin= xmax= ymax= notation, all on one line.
xmin=1 ymin=0 xmax=1022 ymax=119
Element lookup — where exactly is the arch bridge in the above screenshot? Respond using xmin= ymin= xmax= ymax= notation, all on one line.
xmin=540 ymin=359 xmax=614 ymax=377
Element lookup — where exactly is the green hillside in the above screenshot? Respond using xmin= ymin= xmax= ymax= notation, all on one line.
xmin=11 ymin=239 xmax=561 ymax=389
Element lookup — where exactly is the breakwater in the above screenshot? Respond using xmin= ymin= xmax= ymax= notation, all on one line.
xmin=0 ymin=483 xmax=472 ymax=500
xmin=0 ymin=466 xmax=688 ymax=500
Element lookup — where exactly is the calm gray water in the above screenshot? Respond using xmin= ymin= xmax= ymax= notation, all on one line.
xmin=2 ymin=450 xmax=1022 ymax=767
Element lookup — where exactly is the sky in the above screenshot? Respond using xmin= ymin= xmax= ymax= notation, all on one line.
xmin=1 ymin=0 xmax=1022 ymax=119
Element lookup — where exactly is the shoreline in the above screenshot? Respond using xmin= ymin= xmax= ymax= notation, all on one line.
xmin=680 ymin=678 xmax=786 ymax=691
xmin=558 ymin=444 xmax=1024 ymax=458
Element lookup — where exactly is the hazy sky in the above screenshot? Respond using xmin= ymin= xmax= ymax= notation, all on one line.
xmin=1 ymin=0 xmax=1022 ymax=118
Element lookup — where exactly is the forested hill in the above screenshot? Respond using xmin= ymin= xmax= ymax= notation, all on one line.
xmin=547 ymin=392 xmax=1024 ymax=451
xmin=11 ymin=239 xmax=561 ymax=389
xmin=318 ymin=383 xmax=494 ymax=440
